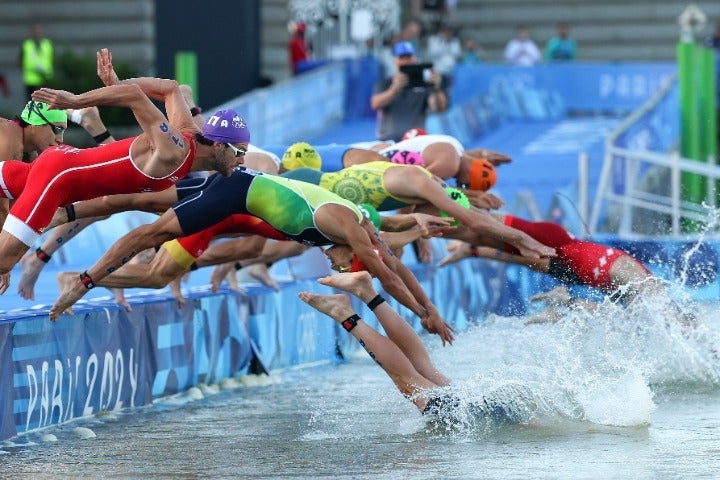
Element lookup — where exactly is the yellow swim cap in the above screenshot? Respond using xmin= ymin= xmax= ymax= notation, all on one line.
xmin=282 ymin=142 xmax=322 ymax=171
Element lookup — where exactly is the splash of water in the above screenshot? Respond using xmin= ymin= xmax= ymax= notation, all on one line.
xmin=428 ymin=286 xmax=720 ymax=433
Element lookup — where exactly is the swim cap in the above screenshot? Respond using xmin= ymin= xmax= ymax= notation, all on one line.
xmin=20 ymin=100 xmax=67 ymax=126
xmin=439 ymin=186 xmax=471 ymax=226
xmin=402 ymin=128 xmax=427 ymax=140
xmin=389 ymin=150 xmax=426 ymax=167
xmin=357 ymin=203 xmax=382 ymax=229
xmin=202 ymin=109 xmax=250 ymax=144
xmin=282 ymin=142 xmax=322 ymax=171
xmin=468 ymin=158 xmax=497 ymax=191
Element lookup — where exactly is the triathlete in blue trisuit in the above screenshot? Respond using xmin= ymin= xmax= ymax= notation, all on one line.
xmin=49 ymin=167 xmax=454 ymax=344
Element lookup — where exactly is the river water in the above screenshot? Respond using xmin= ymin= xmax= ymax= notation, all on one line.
xmin=1 ymin=290 xmax=719 ymax=479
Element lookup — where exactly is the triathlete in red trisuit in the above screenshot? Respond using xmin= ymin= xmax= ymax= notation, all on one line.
xmin=0 ymin=48 xmax=249 ymax=294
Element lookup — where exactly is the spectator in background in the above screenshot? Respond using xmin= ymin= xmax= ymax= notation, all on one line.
xmin=460 ymin=37 xmax=484 ymax=65
xmin=378 ymin=34 xmax=402 ymax=79
xmin=19 ymin=24 xmax=54 ymax=101
xmin=544 ymin=22 xmax=577 ymax=61
xmin=504 ymin=26 xmax=541 ymax=66
xmin=288 ymin=21 xmax=311 ymax=76
xmin=400 ymin=20 xmax=423 ymax=58
xmin=427 ymin=21 xmax=462 ymax=89
xmin=411 ymin=0 xmax=456 ymax=31
xmin=705 ymin=20 xmax=720 ymax=49
xmin=371 ymin=41 xmax=447 ymax=142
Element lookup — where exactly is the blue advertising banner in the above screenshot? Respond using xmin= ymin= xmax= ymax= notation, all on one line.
xmin=452 ymin=63 xmax=676 ymax=113
xmin=11 ymin=309 xmax=146 ymax=435
xmin=0 ymin=324 xmax=15 ymax=440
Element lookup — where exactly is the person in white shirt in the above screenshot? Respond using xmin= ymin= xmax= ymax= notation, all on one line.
xmin=426 ymin=21 xmax=462 ymax=88
xmin=504 ymin=26 xmax=541 ymax=67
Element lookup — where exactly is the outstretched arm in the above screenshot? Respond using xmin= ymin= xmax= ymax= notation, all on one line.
xmin=463 ymin=149 xmax=512 ymax=166
xmin=96 ymin=48 xmax=197 ymax=132
xmin=49 ymin=210 xmax=185 ymax=320
xmin=360 ymin=220 xmax=454 ymax=346
xmin=438 ymin=240 xmax=550 ymax=272
xmin=32 ymin=83 xmax=170 ymax=144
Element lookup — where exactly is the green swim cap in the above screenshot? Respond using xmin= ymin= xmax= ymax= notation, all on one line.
xmin=20 ymin=100 xmax=68 ymax=126
xmin=440 ymin=186 xmax=471 ymax=226
xmin=357 ymin=203 xmax=382 ymax=229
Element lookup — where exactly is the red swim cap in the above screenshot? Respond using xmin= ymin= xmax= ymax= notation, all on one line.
xmin=402 ymin=128 xmax=427 ymax=140
xmin=349 ymin=248 xmax=382 ymax=273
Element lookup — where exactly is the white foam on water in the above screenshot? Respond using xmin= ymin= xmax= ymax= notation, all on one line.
xmin=156 ymin=386 xmax=206 ymax=406
xmin=72 ymin=427 xmax=96 ymax=439
xmin=427 ymin=286 xmax=720 ymax=432
xmin=220 ymin=377 xmax=242 ymax=390
xmin=38 ymin=433 xmax=57 ymax=443
xmin=183 ymin=386 xmax=205 ymax=400
xmin=199 ymin=383 xmax=220 ymax=395
xmin=237 ymin=374 xmax=278 ymax=388
xmin=577 ymin=371 xmax=655 ymax=426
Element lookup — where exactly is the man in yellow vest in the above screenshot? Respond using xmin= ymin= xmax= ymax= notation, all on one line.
xmin=19 ymin=24 xmax=54 ymax=100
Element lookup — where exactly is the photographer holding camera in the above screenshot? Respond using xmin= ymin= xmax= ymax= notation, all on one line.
xmin=371 ymin=41 xmax=447 ymax=142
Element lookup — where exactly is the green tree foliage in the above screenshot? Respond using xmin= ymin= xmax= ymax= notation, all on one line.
xmin=49 ymin=49 xmax=140 ymax=126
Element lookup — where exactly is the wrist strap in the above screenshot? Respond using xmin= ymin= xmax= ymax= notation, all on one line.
xmin=70 ymin=110 xmax=83 ymax=124
xmin=190 ymin=106 xmax=202 ymax=117
xmin=35 ymin=247 xmax=52 ymax=263
xmin=366 ymin=294 xmax=386 ymax=311
xmin=341 ymin=314 xmax=360 ymax=332
xmin=92 ymin=130 xmax=112 ymax=144
xmin=79 ymin=271 xmax=95 ymax=290
xmin=65 ymin=204 xmax=76 ymax=222
xmin=469 ymin=246 xmax=479 ymax=257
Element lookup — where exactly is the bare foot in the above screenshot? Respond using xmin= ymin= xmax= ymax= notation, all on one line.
xmin=169 ymin=277 xmax=186 ymax=309
xmin=317 ymin=271 xmax=375 ymax=300
xmin=210 ymin=263 xmax=234 ymax=292
xmin=222 ymin=268 xmax=248 ymax=295
xmin=246 ymin=264 xmax=280 ymax=291
xmin=108 ymin=288 xmax=131 ymax=312
xmin=297 ymin=292 xmax=354 ymax=323
xmin=18 ymin=252 xmax=46 ymax=300
xmin=50 ymin=272 xmax=87 ymax=321
xmin=0 ymin=272 xmax=10 ymax=295
xmin=225 ymin=269 xmax=240 ymax=291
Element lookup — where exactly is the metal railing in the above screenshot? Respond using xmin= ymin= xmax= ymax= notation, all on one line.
xmin=587 ymin=73 xmax=720 ymax=239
